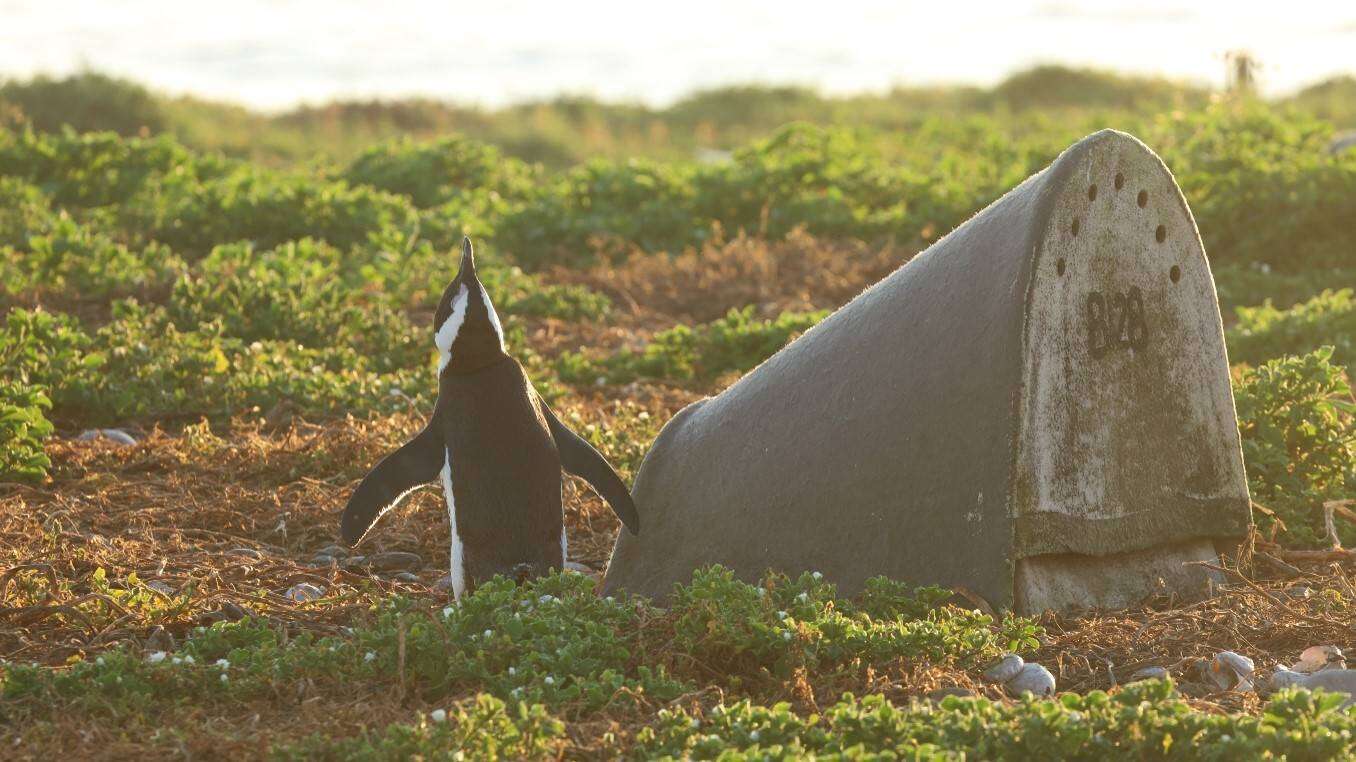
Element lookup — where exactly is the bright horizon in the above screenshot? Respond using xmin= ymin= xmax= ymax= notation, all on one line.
xmin=1 ymin=1 xmax=1353 ymax=111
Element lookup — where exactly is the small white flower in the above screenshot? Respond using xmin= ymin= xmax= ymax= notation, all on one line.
xmin=146 ymin=651 xmax=167 ymax=664
xmin=215 ymin=659 xmax=231 ymax=669
xmin=544 ymin=676 xmax=555 ymax=685
xmin=511 ymin=687 xmax=523 ymax=698
xmin=182 ymin=655 xmax=194 ymax=664
xmin=483 ymin=629 xmax=493 ymax=639
xmin=811 ymin=571 xmax=822 ymax=581
xmin=442 ymin=606 xmax=454 ymax=618
xmin=689 ymin=718 xmax=701 ymax=729
xmin=220 ymin=673 xmax=229 ymax=683
xmin=539 ymin=594 xmax=554 ymax=604
xmin=430 ymin=708 xmax=447 ymax=723
xmin=750 ymin=730 xmax=761 ymax=742
xmin=796 ymin=592 xmax=808 ymax=603
xmin=782 ymin=631 xmax=793 ymax=641
xmin=172 ymin=656 xmax=182 ymax=665
xmin=364 ymin=651 xmax=376 ymax=663
xmin=756 ymin=588 xmax=766 ymax=597
xmin=96 ymin=657 xmax=105 ymax=666
xmin=605 ymin=596 xmax=615 ymax=603
xmin=776 ymin=611 xmax=787 ymax=620
xmin=508 ymin=666 xmax=516 ymax=676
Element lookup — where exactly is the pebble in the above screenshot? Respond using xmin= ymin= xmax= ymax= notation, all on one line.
xmin=316 ymin=544 xmax=349 ymax=560
xmin=1005 ymin=663 xmax=1057 ymax=697
xmin=76 ymin=428 xmax=137 ymax=445
xmin=392 ymin=572 xmax=421 ymax=583
xmin=285 ymin=583 xmax=325 ymax=603
xmin=926 ymin=686 xmax=976 ymax=702
xmin=368 ymin=551 xmax=422 ymax=572
xmin=1276 ymin=669 xmax=1356 ymax=707
xmin=144 ymin=625 xmax=176 ymax=653
xmin=145 ymin=580 xmax=176 ymax=596
xmin=983 ymin=654 xmax=1025 ymax=684
xmin=1128 ymin=666 xmax=1171 ymax=683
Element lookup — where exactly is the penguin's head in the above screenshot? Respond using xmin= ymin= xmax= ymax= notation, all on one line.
xmin=433 ymin=237 xmax=506 ymax=375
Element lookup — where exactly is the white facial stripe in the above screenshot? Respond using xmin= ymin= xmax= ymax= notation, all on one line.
xmin=441 ymin=451 xmax=466 ymax=601
xmin=479 ymin=284 xmax=505 ymax=349
xmin=434 ymin=284 xmax=470 ymax=374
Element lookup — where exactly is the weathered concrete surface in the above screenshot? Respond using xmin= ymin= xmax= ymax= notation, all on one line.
xmin=603 ymin=130 xmax=1252 ymax=613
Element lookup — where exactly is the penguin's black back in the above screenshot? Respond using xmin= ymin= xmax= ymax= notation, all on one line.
xmin=438 ymin=357 xmax=561 ymax=564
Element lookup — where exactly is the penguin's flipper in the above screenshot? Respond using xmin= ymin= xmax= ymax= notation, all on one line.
xmin=340 ymin=425 xmax=444 ymax=546
xmin=540 ymin=401 xmax=641 ymax=535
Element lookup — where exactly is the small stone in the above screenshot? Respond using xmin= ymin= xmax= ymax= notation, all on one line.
xmin=1284 ymin=669 xmax=1356 ymax=707
xmin=392 ymin=572 xmax=420 ymax=583
xmin=1005 ymin=663 xmax=1056 ymax=697
xmin=76 ymin=428 xmax=136 ymax=446
xmin=144 ymin=625 xmax=175 ymax=653
xmin=368 ymin=551 xmax=422 ymax=572
xmin=316 ymin=544 xmax=349 ymax=560
xmin=926 ymin=686 xmax=975 ymax=701
xmin=285 ymin=583 xmax=325 ymax=603
xmin=145 ymin=580 xmax=176 ymax=596
xmin=1128 ymin=666 xmax=1171 ymax=683
xmin=430 ymin=708 xmax=447 ymax=723
xmin=226 ymin=548 xmax=264 ymax=561
xmin=983 ymin=654 xmax=1025 ymax=684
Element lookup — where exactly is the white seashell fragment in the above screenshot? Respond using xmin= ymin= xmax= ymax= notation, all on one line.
xmin=983 ymin=653 xmax=1025 ymax=684
xmin=1208 ymin=651 xmax=1255 ymax=691
xmin=1292 ymin=645 xmax=1346 ymax=674
xmin=1005 ymin=663 xmax=1056 ymax=697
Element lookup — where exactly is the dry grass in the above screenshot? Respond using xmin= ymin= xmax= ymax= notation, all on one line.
xmin=2 ymin=231 xmax=1351 ymax=757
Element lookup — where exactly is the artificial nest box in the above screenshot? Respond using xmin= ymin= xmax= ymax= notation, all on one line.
xmin=603 ymin=130 xmax=1253 ymax=614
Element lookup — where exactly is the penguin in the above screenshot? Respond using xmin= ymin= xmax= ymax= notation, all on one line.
xmin=339 ymin=237 xmax=640 ymax=600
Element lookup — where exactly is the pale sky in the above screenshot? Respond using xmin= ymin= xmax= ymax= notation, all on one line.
xmin=0 ymin=1 xmax=1352 ymax=110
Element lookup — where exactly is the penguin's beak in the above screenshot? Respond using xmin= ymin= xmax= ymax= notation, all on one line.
xmin=458 ymin=236 xmax=477 ymax=281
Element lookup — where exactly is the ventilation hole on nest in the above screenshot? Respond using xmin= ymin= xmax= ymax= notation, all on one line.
xmin=1057 ymin=258 xmax=1066 ymax=276
xmin=1137 ymin=190 xmax=1149 ymax=208
xmin=1071 ymin=218 xmax=1080 ymax=236
xmin=1114 ymin=173 xmax=1124 ymax=190
xmin=1170 ymin=265 xmax=1181 ymax=283
xmin=1155 ymin=225 xmax=1167 ymax=243
xmin=1088 ymin=184 xmax=1098 ymax=201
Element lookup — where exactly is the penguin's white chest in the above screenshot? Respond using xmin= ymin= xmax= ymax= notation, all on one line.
xmin=440 ymin=451 xmax=466 ymax=600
